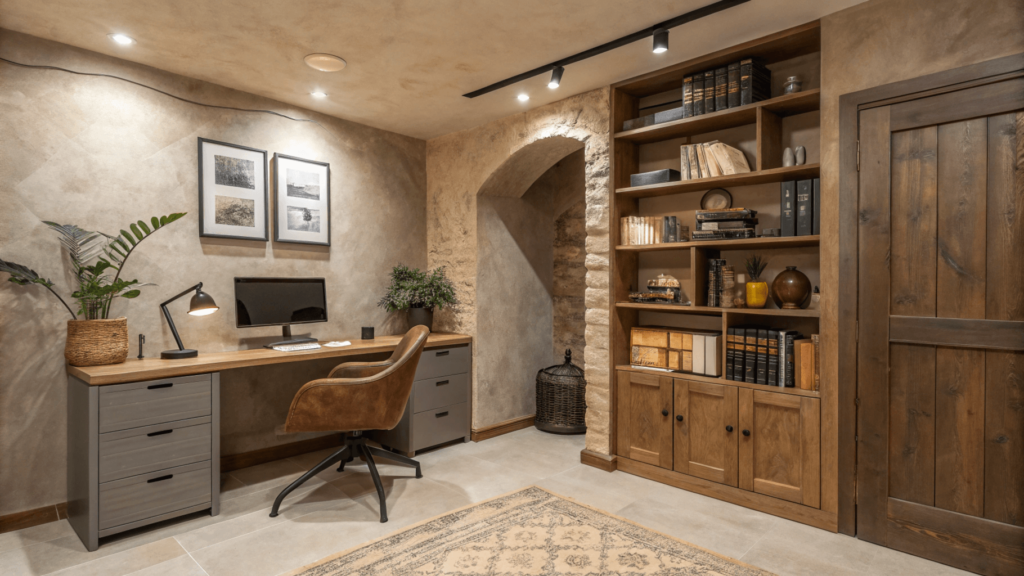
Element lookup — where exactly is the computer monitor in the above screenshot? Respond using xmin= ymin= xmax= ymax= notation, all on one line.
xmin=234 ymin=277 xmax=327 ymax=347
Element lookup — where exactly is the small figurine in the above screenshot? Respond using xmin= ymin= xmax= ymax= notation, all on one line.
xmin=783 ymin=76 xmax=803 ymax=94
xmin=795 ymin=146 xmax=806 ymax=166
xmin=783 ymin=147 xmax=795 ymax=167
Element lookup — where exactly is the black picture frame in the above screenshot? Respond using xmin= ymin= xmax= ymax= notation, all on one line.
xmin=272 ymin=153 xmax=331 ymax=247
xmin=197 ymin=137 xmax=269 ymax=241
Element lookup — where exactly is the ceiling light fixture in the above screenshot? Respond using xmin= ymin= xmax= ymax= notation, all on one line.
xmin=108 ymin=33 xmax=135 ymax=46
xmin=311 ymin=91 xmax=327 ymax=98
xmin=652 ymin=29 xmax=669 ymax=53
xmin=548 ymin=66 xmax=564 ymax=89
xmin=304 ymin=53 xmax=347 ymax=72
xmin=517 ymin=94 xmax=530 ymax=102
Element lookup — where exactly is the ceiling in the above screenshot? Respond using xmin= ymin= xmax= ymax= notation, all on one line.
xmin=0 ymin=0 xmax=863 ymax=140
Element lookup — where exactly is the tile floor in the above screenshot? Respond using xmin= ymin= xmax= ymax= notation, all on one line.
xmin=0 ymin=428 xmax=970 ymax=576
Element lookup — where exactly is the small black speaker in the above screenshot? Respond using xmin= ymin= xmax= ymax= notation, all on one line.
xmin=361 ymin=327 xmax=374 ymax=340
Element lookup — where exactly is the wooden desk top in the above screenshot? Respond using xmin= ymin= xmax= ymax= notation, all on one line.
xmin=67 ymin=333 xmax=472 ymax=385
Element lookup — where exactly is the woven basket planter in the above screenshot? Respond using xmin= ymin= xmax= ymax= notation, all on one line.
xmin=65 ymin=317 xmax=129 ymax=367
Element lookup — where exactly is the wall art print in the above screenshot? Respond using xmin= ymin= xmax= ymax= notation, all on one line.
xmin=273 ymin=153 xmax=330 ymax=246
xmin=198 ymin=138 xmax=269 ymax=241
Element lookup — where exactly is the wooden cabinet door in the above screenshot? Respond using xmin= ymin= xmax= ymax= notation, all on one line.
xmin=615 ymin=371 xmax=673 ymax=468
xmin=673 ymin=380 xmax=738 ymax=486
xmin=738 ymin=389 xmax=820 ymax=508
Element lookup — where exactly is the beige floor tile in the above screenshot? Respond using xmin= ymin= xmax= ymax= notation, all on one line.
xmin=47 ymin=538 xmax=185 ymax=576
xmin=123 ymin=554 xmax=208 ymax=576
xmin=534 ymin=464 xmax=654 ymax=513
xmin=333 ymin=476 xmax=474 ymax=531
xmin=417 ymin=453 xmax=541 ymax=503
xmin=0 ymin=520 xmax=76 ymax=556
xmin=223 ymin=459 xmax=310 ymax=499
xmin=457 ymin=428 xmax=585 ymax=478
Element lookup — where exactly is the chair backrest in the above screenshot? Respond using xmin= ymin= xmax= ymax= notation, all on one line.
xmin=373 ymin=325 xmax=431 ymax=427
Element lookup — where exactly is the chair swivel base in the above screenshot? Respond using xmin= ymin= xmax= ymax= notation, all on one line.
xmin=269 ymin=433 xmax=422 ymax=523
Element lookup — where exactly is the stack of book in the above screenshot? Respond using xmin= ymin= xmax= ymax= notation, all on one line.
xmin=725 ymin=327 xmax=819 ymax=390
xmin=630 ymin=326 xmax=721 ymax=376
xmin=680 ymin=141 xmax=751 ymax=180
xmin=682 ymin=58 xmax=771 ymax=118
xmin=692 ymin=208 xmax=758 ymax=240
xmin=780 ymin=178 xmax=821 ymax=236
xmin=620 ymin=216 xmax=687 ymax=245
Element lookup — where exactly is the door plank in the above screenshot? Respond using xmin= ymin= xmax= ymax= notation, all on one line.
xmin=738 ymin=388 xmax=754 ymax=491
xmin=801 ymin=397 xmax=821 ymax=508
xmin=889 ymin=77 xmax=1024 ymax=132
xmin=889 ymin=316 xmax=1024 ymax=350
xmin=888 ymin=343 xmax=936 ymax=506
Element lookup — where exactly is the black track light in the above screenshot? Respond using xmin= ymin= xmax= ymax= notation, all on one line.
xmin=548 ymin=66 xmax=564 ymax=89
xmin=653 ymin=28 xmax=669 ymax=53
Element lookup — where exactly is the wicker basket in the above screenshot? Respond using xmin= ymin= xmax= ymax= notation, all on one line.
xmin=65 ymin=318 xmax=129 ymax=367
xmin=535 ymin=349 xmax=587 ymax=435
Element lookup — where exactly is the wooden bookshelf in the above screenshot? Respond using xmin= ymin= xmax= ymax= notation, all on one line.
xmin=617 ymin=164 xmax=820 ymax=199
xmin=616 ymin=234 xmax=819 ymax=252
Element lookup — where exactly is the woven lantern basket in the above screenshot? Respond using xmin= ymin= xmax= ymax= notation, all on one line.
xmin=535 ymin=349 xmax=587 ymax=435
xmin=65 ymin=317 xmax=129 ymax=367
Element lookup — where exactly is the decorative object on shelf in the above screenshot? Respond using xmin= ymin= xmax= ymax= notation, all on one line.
xmin=807 ymin=286 xmax=821 ymax=310
xmin=629 ymin=168 xmax=681 ymax=187
xmin=160 ymin=282 xmax=220 ymax=359
xmin=745 ymin=254 xmax=769 ymax=309
xmin=378 ymin=264 xmax=458 ymax=330
xmin=721 ymin=266 xmax=735 ymax=308
xmin=795 ymin=146 xmax=807 ymax=166
xmin=700 ymin=188 xmax=733 ymax=210
xmin=732 ymin=273 xmax=747 ymax=308
xmin=771 ymin=266 xmax=811 ymax=309
xmin=783 ymin=147 xmax=795 ymax=167
xmin=137 ymin=334 xmax=145 ymax=359
xmin=759 ymin=228 xmax=781 ymax=237
xmin=273 ymin=153 xmax=330 ymax=246
xmin=645 ymin=274 xmax=681 ymax=302
xmin=198 ymin=138 xmax=269 ymax=241
xmin=783 ymin=75 xmax=802 ymax=94
xmin=535 ymin=349 xmax=587 ymax=435
xmin=361 ymin=327 xmax=375 ymax=340
xmin=628 ymin=291 xmax=676 ymax=304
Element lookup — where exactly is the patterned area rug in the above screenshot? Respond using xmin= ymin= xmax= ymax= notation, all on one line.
xmin=288 ymin=486 xmax=772 ymax=575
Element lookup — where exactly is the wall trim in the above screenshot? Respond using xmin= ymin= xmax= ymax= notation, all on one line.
xmin=221 ymin=434 xmax=344 ymax=473
xmin=0 ymin=502 xmax=67 ymax=535
xmin=580 ymin=449 xmax=617 ymax=472
xmin=471 ymin=415 xmax=536 ymax=442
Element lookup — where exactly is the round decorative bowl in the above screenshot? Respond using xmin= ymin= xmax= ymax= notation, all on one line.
xmin=772 ymin=266 xmax=811 ymax=309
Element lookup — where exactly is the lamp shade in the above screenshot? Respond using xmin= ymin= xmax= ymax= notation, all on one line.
xmin=188 ymin=289 xmax=219 ymax=316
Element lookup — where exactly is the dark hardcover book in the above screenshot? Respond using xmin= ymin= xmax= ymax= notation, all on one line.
xmin=696 ymin=218 xmax=758 ymax=231
xmin=704 ymin=70 xmax=716 ymax=114
xmin=797 ymin=179 xmax=813 ymax=236
xmin=780 ymin=181 xmax=797 ymax=237
xmin=780 ymin=331 xmax=802 ymax=387
xmin=662 ymin=217 xmax=674 ymax=243
xmin=695 ymin=208 xmax=758 ymax=221
xmin=682 ymin=76 xmax=694 ymax=118
xmin=690 ymin=229 xmax=756 ymax=240
xmin=715 ymin=67 xmax=728 ymax=111
xmin=727 ymin=62 xmax=741 ymax=108
xmin=734 ymin=326 xmax=746 ymax=381
xmin=654 ymin=107 xmax=684 ymax=124
xmin=739 ymin=58 xmax=771 ymax=106
xmin=767 ymin=330 xmax=780 ymax=386
xmin=744 ymin=328 xmax=758 ymax=383
xmin=812 ymin=177 xmax=821 ymax=235
xmin=630 ymin=169 xmax=681 ymax=187
xmin=726 ymin=327 xmax=736 ymax=381
xmin=622 ymin=114 xmax=655 ymax=132
xmin=693 ymin=74 xmax=705 ymax=116
xmin=672 ymin=216 xmax=680 ymax=241
xmin=756 ymin=329 xmax=769 ymax=385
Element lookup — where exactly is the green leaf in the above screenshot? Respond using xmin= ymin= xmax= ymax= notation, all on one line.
xmin=121 ymin=290 xmax=141 ymax=298
xmin=159 ymin=215 xmax=168 ymax=226
xmin=137 ymin=220 xmax=151 ymax=235
xmin=163 ymin=213 xmax=186 ymax=225
xmin=121 ymin=230 xmax=137 ymax=246
xmin=151 ymin=217 xmax=161 ymax=230
xmin=130 ymin=223 xmax=143 ymax=241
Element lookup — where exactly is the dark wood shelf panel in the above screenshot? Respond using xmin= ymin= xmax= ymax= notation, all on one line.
xmin=615 ymin=364 xmax=821 ymax=398
xmin=615 ymin=302 xmax=821 ymax=318
xmin=616 ymin=89 xmax=820 ymax=144
xmin=617 ymin=235 xmax=820 ymax=252
xmin=617 ymin=164 xmax=820 ymax=199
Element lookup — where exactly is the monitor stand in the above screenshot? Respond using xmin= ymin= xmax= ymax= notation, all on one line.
xmin=264 ymin=325 xmax=318 ymax=349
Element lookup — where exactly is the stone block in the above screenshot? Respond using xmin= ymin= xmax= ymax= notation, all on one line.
xmin=585 ymin=307 xmax=609 ymax=326
xmin=585 ymin=287 xmax=609 ymax=309
xmin=585 ymin=253 xmax=609 ymax=271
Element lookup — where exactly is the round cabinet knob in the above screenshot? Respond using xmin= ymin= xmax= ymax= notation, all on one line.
xmin=676 ymin=415 xmax=684 ymax=422
xmin=742 ymin=429 xmax=751 ymax=436
xmin=662 ymin=409 xmax=669 ymax=417
xmin=726 ymin=425 xmax=734 ymax=432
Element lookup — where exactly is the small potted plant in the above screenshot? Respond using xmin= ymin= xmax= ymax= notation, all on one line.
xmin=745 ymin=254 xmax=769 ymax=309
xmin=1 ymin=214 xmax=185 ymax=366
xmin=378 ymin=264 xmax=458 ymax=330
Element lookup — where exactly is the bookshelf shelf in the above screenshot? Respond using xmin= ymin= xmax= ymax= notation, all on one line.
xmin=615 ymin=89 xmax=820 ymax=144
xmin=616 ymin=164 xmax=820 ymax=199
xmin=615 ymin=364 xmax=821 ymax=398
xmin=616 ymin=235 xmax=820 ymax=252
xmin=615 ymin=302 xmax=821 ymax=318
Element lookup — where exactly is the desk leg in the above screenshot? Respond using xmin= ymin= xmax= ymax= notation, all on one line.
xmin=210 ymin=372 xmax=220 ymax=516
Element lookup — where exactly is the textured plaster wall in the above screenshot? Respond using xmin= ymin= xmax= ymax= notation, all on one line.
xmin=426 ymin=89 xmax=612 ymax=452
xmin=0 ymin=30 xmax=426 ymax=515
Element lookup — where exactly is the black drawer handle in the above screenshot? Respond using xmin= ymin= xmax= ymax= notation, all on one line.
xmin=661 ymin=409 xmax=669 ymax=417
xmin=435 ymin=350 xmax=450 ymax=357
xmin=148 ymin=383 xmax=173 ymax=390
xmin=147 ymin=474 xmax=173 ymax=483
xmin=742 ymin=429 xmax=751 ymax=437
xmin=147 ymin=429 xmax=173 ymax=437
xmin=435 ymin=411 xmax=449 ymax=418
xmin=676 ymin=415 xmax=684 ymax=422
xmin=726 ymin=425 xmax=734 ymax=432
xmin=436 ymin=380 xmax=449 ymax=386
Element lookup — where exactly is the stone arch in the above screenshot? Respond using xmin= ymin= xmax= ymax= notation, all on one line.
xmin=476 ymin=136 xmax=585 ymax=198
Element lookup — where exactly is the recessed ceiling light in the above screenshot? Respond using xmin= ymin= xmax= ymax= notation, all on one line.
xmin=517 ymin=94 xmax=530 ymax=102
xmin=108 ymin=33 xmax=135 ymax=46
xmin=311 ymin=91 xmax=327 ymax=98
xmin=304 ymin=54 xmax=347 ymax=72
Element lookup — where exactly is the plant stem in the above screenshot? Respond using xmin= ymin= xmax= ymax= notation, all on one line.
xmin=44 ymin=284 xmax=77 ymax=319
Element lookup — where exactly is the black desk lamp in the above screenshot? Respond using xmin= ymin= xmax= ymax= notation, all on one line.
xmin=160 ymin=282 xmax=219 ymax=359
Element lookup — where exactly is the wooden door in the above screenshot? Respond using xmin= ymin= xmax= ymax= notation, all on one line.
xmin=738 ymin=389 xmax=820 ymax=507
xmin=615 ymin=370 xmax=673 ymax=468
xmin=673 ymin=379 xmax=738 ymax=486
xmin=857 ymin=77 xmax=1024 ymax=575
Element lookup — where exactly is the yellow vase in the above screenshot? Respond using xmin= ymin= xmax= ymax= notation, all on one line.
xmin=746 ymin=281 xmax=769 ymax=309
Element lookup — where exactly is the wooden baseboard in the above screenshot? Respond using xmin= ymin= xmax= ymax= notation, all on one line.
xmin=0 ymin=502 xmax=66 ymax=535
xmin=471 ymin=415 xmax=535 ymax=442
xmin=617 ymin=456 xmax=838 ymax=532
xmin=221 ymin=434 xmax=344 ymax=473
xmin=580 ymin=449 xmax=618 ymax=472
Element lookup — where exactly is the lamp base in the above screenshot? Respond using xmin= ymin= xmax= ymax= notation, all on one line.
xmin=161 ymin=349 xmax=198 ymax=359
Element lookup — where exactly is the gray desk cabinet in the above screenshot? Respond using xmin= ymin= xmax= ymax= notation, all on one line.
xmin=67 ymin=373 xmax=220 ymax=551
xmin=369 ymin=343 xmax=471 ymax=455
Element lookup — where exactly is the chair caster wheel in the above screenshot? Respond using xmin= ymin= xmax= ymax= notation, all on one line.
xmin=269 ymin=512 xmax=278 ymax=518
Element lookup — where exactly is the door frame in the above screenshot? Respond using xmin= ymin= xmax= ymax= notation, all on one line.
xmin=837 ymin=52 xmax=1024 ymax=537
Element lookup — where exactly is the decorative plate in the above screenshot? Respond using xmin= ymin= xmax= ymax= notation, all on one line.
xmin=700 ymin=188 xmax=733 ymax=210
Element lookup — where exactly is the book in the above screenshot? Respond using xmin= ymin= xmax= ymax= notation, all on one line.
xmin=696 ymin=144 xmax=710 ymax=177
xmin=702 ymin=142 xmax=723 ymax=177
xmin=756 ymin=329 xmax=768 ymax=385
xmin=794 ymin=338 xmax=815 ymax=390
xmin=727 ymin=62 xmax=741 ymax=108
xmin=693 ymin=333 xmax=706 ymax=374
xmin=680 ymin=145 xmax=692 ymax=180
xmin=697 ymin=219 xmax=758 ymax=230
xmin=812 ymin=333 xmax=821 ymax=391
xmin=726 ymin=327 xmax=736 ymax=380
xmin=687 ymin=146 xmax=702 ymax=179
xmin=704 ymin=70 xmax=716 ymax=114
xmin=696 ymin=208 xmax=758 ymax=221
xmin=744 ymin=328 xmax=758 ymax=383
xmin=706 ymin=142 xmax=751 ymax=174
xmin=620 ymin=217 xmax=629 ymax=245
xmin=767 ymin=330 xmax=780 ymax=386
xmin=812 ymin=177 xmax=821 ymax=235
xmin=779 ymin=331 xmax=802 ymax=387
xmin=691 ymin=229 xmax=756 ymax=240
xmin=797 ymin=179 xmax=813 ymax=236
xmin=739 ymin=58 xmax=771 ymax=106
xmin=693 ymin=74 xmax=705 ymax=116
xmin=682 ymin=76 xmax=694 ymax=118
xmin=705 ymin=333 xmax=721 ymax=377
xmin=672 ymin=216 xmax=680 ymax=242
xmin=780 ymin=181 xmax=797 ymax=237
xmin=715 ymin=67 xmax=728 ymax=111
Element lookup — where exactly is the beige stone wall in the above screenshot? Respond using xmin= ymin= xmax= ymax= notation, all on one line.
xmin=0 ymin=30 xmax=426 ymax=515
xmin=426 ymin=89 xmax=612 ymax=452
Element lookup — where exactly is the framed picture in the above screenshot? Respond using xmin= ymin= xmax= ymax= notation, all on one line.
xmin=273 ymin=154 xmax=331 ymax=246
xmin=198 ymin=138 xmax=269 ymax=241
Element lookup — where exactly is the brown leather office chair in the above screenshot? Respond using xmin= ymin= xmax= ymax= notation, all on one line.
xmin=269 ymin=325 xmax=430 ymax=522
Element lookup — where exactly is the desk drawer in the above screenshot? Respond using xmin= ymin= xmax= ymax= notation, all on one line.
xmin=415 ymin=345 xmax=470 ymax=380
xmin=413 ymin=373 xmax=468 ymax=414
xmin=99 ymin=461 xmax=211 ymax=531
xmin=412 ymin=402 xmax=468 ymax=451
xmin=99 ymin=417 xmax=212 ymax=483
xmin=100 ymin=375 xmax=211 ymax=433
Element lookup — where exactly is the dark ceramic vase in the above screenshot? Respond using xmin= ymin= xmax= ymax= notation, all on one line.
xmin=408 ymin=306 xmax=433 ymax=330
xmin=771 ymin=266 xmax=811 ymax=309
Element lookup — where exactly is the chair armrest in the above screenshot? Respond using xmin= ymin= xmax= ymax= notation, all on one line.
xmin=328 ymin=361 xmax=391 ymax=379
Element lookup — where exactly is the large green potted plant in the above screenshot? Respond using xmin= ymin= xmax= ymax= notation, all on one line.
xmin=377 ymin=264 xmax=458 ymax=330
xmin=1 ymin=213 xmax=185 ymax=366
